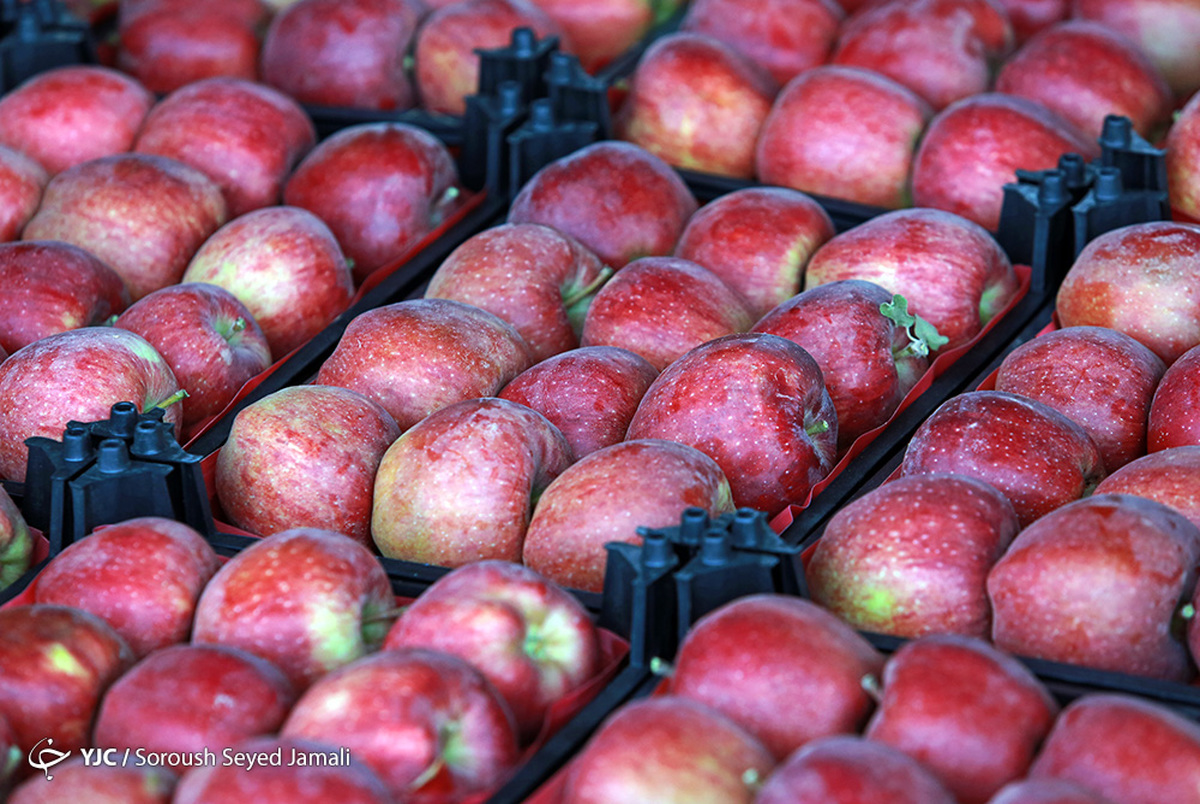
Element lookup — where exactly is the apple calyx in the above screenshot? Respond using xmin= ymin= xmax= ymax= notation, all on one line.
xmin=214 ymin=316 xmax=249 ymax=343
xmin=881 ymin=294 xmax=949 ymax=359
xmin=806 ymin=419 xmax=831 ymax=437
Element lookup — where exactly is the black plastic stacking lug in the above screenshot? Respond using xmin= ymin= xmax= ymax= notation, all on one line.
xmin=0 ymin=0 xmax=97 ymax=93
xmin=598 ymin=529 xmax=680 ymax=668
xmin=20 ymin=422 xmax=93 ymax=534
xmin=460 ymin=80 xmax=528 ymax=194
xmin=1072 ymin=166 xmax=1170 ymax=256
xmin=129 ymin=418 xmax=217 ymax=538
xmin=725 ymin=508 xmax=806 ymax=597
xmin=673 ymin=526 xmax=781 ymax=647
xmin=506 ymin=98 xmax=599 ymax=200
xmin=544 ymin=51 xmax=613 ymax=138
xmin=995 ymin=168 xmax=1076 ymax=295
xmin=1097 ymin=114 xmax=1169 ymax=198
xmin=475 ymin=26 xmax=560 ymax=104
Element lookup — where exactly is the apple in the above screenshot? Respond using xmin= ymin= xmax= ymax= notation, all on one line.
xmin=0 ymin=65 xmax=154 ymax=177
xmin=523 ymin=0 xmax=683 ymax=72
xmin=370 ymin=397 xmax=573 ymax=566
xmin=1093 ymin=446 xmax=1200 ymax=530
xmin=987 ymin=778 xmax=1120 ymax=804
xmin=1166 ymin=90 xmax=1200 ymax=222
xmin=260 ymin=0 xmax=424 ymax=111
xmin=1071 ymin=0 xmax=1200 ymax=101
xmin=911 ymin=93 xmax=1096 ymax=231
xmin=133 ymin=77 xmax=317 ymax=218
xmin=0 ymin=485 xmax=33 ymax=591
xmin=752 ymin=280 xmax=947 ymax=448
xmin=1055 ymin=221 xmax=1200 ymax=365
xmin=559 ymin=695 xmax=774 ymax=804
xmin=498 ymin=346 xmax=659 ymax=458
xmin=806 ymin=472 xmax=1019 ymax=638
xmin=0 ymin=327 xmax=184 ymax=483
xmin=1 ymin=713 xmax=21 ymax=798
xmin=7 ymin=759 xmax=175 ymax=803
xmin=802 ymin=208 xmax=1018 ymax=350
xmin=615 ymin=32 xmax=777 ymax=179
xmin=0 ymin=144 xmax=46 ymax=242
xmin=987 ymin=493 xmax=1200 ymax=681
xmin=280 ymin=647 xmax=521 ymax=804
xmin=625 ymin=332 xmax=838 ymax=514
xmin=1148 ymin=344 xmax=1200 ymax=451
xmin=118 ymin=0 xmax=269 ymax=29
xmin=863 ymin=634 xmax=1060 ymax=804
xmin=180 ymin=206 xmax=355 ymax=359
xmin=424 ymin=222 xmax=612 ymax=363
xmin=214 ymin=385 xmax=401 ymax=547
xmin=993 ymin=325 xmax=1166 ymax=471
xmin=283 ymin=122 xmax=459 ymax=284
xmin=0 ymin=240 xmax=131 ymax=355
xmin=995 ymin=0 xmax=1069 ymax=41
xmin=754 ymin=65 xmax=933 ymax=210
xmin=507 ymin=140 xmax=699 ymax=270
xmin=672 ymin=186 xmax=836 ymax=320
xmin=383 ymin=559 xmax=602 ymax=741
xmin=522 ymin=438 xmax=735 ymax=593
xmin=191 ymin=527 xmax=396 ymax=691
xmin=21 ymin=153 xmax=229 ymax=301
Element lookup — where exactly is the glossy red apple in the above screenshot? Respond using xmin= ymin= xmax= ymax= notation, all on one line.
xmin=0 ymin=144 xmax=46 ymax=242
xmin=1166 ymin=90 xmax=1200 ymax=221
xmin=1094 ymin=446 xmax=1200 ymax=530
xmin=7 ymin=759 xmax=175 ymax=803
xmin=1147 ymin=344 xmax=1200 ymax=451
xmin=1072 ymin=0 xmax=1200 ymax=100
xmin=524 ymin=0 xmax=683 ymax=72
xmin=0 ymin=485 xmax=33 ymax=592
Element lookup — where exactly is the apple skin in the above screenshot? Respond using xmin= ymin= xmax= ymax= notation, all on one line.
xmin=994 ymin=325 xmax=1167 ymax=471
xmin=0 ymin=327 xmax=184 ymax=483
xmin=560 ymin=695 xmax=775 ymax=804
xmin=911 ymin=93 xmax=1096 ymax=231
xmin=863 ymin=634 xmax=1060 ymax=804
xmin=118 ymin=0 xmax=269 ymax=29
xmin=0 ymin=144 xmax=46 ymax=242
xmin=615 ymin=32 xmax=776 ymax=179
xmin=1148 ymin=344 xmax=1200 ymax=451
xmin=580 ymin=256 xmax=756 ymax=371
xmin=21 ymin=153 xmax=229 ymax=301
xmin=803 ymin=208 xmax=1018 ymax=350
xmin=1055 ymin=221 xmax=1200 ymax=365
xmin=1094 ymin=446 xmax=1200 ymax=530
xmin=315 ymin=298 xmax=534 ymax=430
xmin=673 ymin=186 xmax=836 ymax=320
xmin=383 ymin=559 xmax=602 ymax=742
xmin=425 ymin=223 xmax=611 ymax=363
xmin=987 ymin=778 xmax=1120 ymax=804
xmin=133 ymin=77 xmax=317 ymax=218
xmin=899 ymin=390 xmax=1105 ymax=526
xmin=987 ymin=493 xmax=1200 ymax=681
xmin=806 ymin=472 xmax=1019 ymax=638
xmin=281 ymin=648 xmax=521 ymax=804
xmin=191 ymin=528 xmax=397 ymax=691
xmin=116 ymin=6 xmax=260 ymax=96
xmin=0 ymin=66 xmax=154 ymax=177
xmin=181 ymin=206 xmax=355 ymax=359
xmin=370 ymin=397 xmax=573 ymax=566
xmin=522 ymin=439 xmax=735 ymax=593
xmin=1166 ymin=91 xmax=1200 ymax=222
xmin=508 ymin=140 xmax=699 ymax=270
xmin=0 ymin=240 xmax=131 ymax=355
xmin=625 ymin=332 xmax=838 ymax=514
xmin=1072 ymin=0 xmax=1200 ymax=101
xmin=754 ymin=65 xmax=933 ymax=210
xmin=283 ymin=122 xmax=459 ymax=284
xmin=7 ymin=758 xmax=175 ymax=804
xmin=32 ymin=517 xmax=221 ymax=659
xmin=215 ymin=385 xmax=401 ymax=547
xmin=523 ymin=0 xmax=682 ymax=73
xmin=0 ymin=484 xmax=33 ymax=591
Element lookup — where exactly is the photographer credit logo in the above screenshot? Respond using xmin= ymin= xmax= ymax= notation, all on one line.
xmin=28 ymin=738 xmax=71 ymax=780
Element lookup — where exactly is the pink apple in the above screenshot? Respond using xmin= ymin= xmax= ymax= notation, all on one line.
xmin=1072 ymin=0 xmax=1200 ymax=100
xmin=7 ymin=759 xmax=175 ymax=803
xmin=0 ymin=485 xmax=33 ymax=592
xmin=0 ymin=144 xmax=46 ymax=242
xmin=1094 ymin=446 xmax=1200 ymax=530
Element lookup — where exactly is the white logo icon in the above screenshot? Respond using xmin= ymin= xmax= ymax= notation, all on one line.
xmin=28 ymin=738 xmax=71 ymax=780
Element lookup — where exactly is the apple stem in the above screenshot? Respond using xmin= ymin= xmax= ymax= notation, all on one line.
xmin=562 ymin=266 xmax=615 ymax=308
xmin=1181 ymin=604 xmax=1196 ymax=621
xmin=805 ymin=419 xmax=830 ymax=437
xmin=860 ymin=673 xmax=883 ymax=703
xmin=649 ymin=656 xmax=675 ymax=678
xmin=361 ymin=605 xmax=409 ymax=626
xmin=149 ymin=389 xmax=188 ymax=413
xmin=232 ymin=317 xmax=247 ymax=334
xmin=105 ymin=314 xmax=119 ymax=327
xmin=742 ymin=768 xmax=763 ymax=792
xmin=407 ymin=755 xmax=446 ymax=793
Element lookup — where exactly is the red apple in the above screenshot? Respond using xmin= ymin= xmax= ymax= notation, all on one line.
xmin=0 ymin=144 xmax=46 ymax=242
xmin=987 ymin=493 xmax=1200 ymax=680
xmin=8 ymin=758 xmax=175 ymax=803
xmin=0 ymin=240 xmax=130 ymax=355
xmin=315 ymin=298 xmax=534 ymax=430
xmin=0 ymin=485 xmax=33 ymax=592
xmin=994 ymin=0 xmax=1069 ymax=41
xmin=1147 ymin=345 xmax=1200 ymax=451
xmin=497 ymin=345 xmax=659 ymax=458
xmin=522 ymin=438 xmax=735 ymax=593
xmin=754 ymin=65 xmax=933 ymax=210
xmin=1072 ymin=0 xmax=1200 ymax=101
xmin=191 ymin=527 xmax=396 ymax=690
xmin=1094 ymin=446 xmax=1200 ymax=529
xmin=899 ymin=390 xmax=1105 ymax=526
xmin=0 ymin=327 xmax=184 ymax=483
xmin=507 ymin=140 xmax=699 ymax=270
xmin=21 ymin=153 xmax=229 ymax=301
xmin=181 ymin=206 xmax=355 ymax=359
xmin=988 ymin=778 xmax=1120 ymax=804
xmin=370 ymin=397 xmax=573 ymax=566
xmin=32 ymin=517 xmax=221 ymax=659
xmin=625 ymin=332 xmax=838 ymax=514
xmin=214 ymin=385 xmax=401 ymax=547
xmin=673 ymin=186 xmax=836 ymax=320
xmin=133 ymin=77 xmax=317 ymax=218
xmin=524 ymin=0 xmax=683 ymax=72
xmin=0 ymin=66 xmax=154 ymax=177
xmin=1167 ymin=90 xmax=1200 ymax=221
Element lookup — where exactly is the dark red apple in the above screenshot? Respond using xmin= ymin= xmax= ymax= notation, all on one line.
xmin=7 ymin=758 xmax=175 ymax=803
xmin=0 ymin=144 xmax=46 ymax=242
xmin=1148 ymin=343 xmax=1200 ymax=451
xmin=1072 ymin=0 xmax=1200 ymax=100
xmin=1094 ymin=446 xmax=1200 ymax=530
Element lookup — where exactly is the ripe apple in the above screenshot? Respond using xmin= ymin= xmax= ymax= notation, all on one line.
xmin=191 ymin=527 xmax=396 ymax=691
xmin=31 ymin=517 xmax=221 ymax=659
xmin=1148 ymin=344 xmax=1200 ymax=451
xmin=315 ymin=298 xmax=534 ymax=430
xmin=1094 ymin=446 xmax=1200 ymax=530
xmin=672 ymin=186 xmax=836 ymax=320
xmin=133 ymin=77 xmax=317 ymax=218
xmin=1166 ymin=90 xmax=1200 ymax=221
xmin=0 ymin=144 xmax=46 ymax=242
xmin=0 ymin=485 xmax=32 ymax=591
xmin=507 ymin=140 xmax=699 ymax=270
xmin=181 ymin=205 xmax=356 ymax=359
xmin=1072 ymin=0 xmax=1200 ymax=100
xmin=0 ymin=240 xmax=130 ymax=355
xmin=371 ymin=397 xmax=572 ymax=566
xmin=0 ymin=327 xmax=183 ymax=483
xmin=498 ymin=346 xmax=659 ymax=458
xmin=987 ymin=493 xmax=1200 ymax=681
xmin=522 ymin=438 xmax=735 ymax=593
xmin=625 ymin=332 xmax=838 ymax=514
xmin=806 ymin=472 xmax=1019 ymax=638
xmin=281 ymin=648 xmax=521 ymax=804
xmin=987 ymin=778 xmax=1119 ymax=804
xmin=118 ymin=0 xmax=268 ymax=29
xmin=523 ymin=0 xmax=682 ymax=72
xmin=899 ymin=390 xmax=1105 ymax=526
xmin=754 ymin=65 xmax=933 ymax=210
xmin=21 ymin=153 xmax=229 ymax=301
xmin=7 ymin=758 xmax=175 ymax=804
xmin=0 ymin=65 xmax=154 ymax=177
xmin=995 ymin=0 xmax=1068 ymax=41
